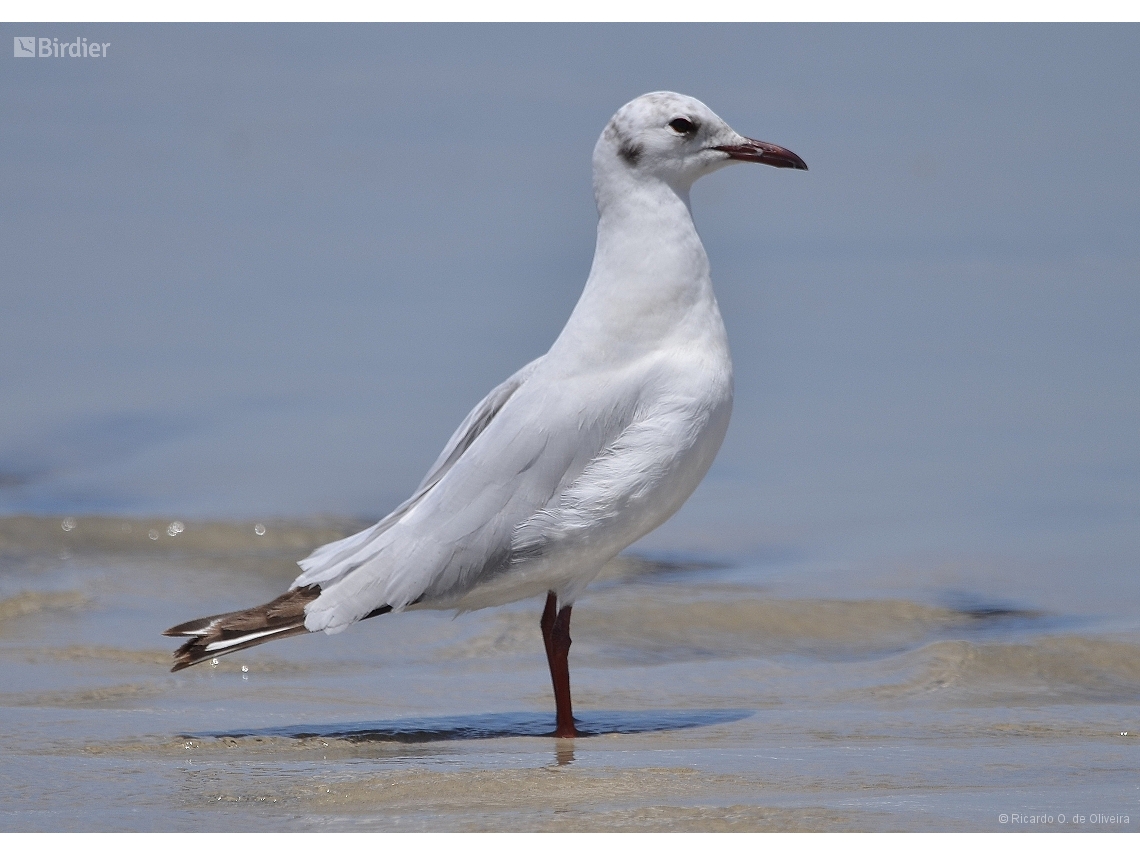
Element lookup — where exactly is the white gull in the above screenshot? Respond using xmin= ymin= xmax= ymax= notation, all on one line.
xmin=166 ymin=91 xmax=807 ymax=737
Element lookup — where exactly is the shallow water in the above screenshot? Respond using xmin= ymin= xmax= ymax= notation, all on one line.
xmin=0 ymin=516 xmax=1136 ymax=832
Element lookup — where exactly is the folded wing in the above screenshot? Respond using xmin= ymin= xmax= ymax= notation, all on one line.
xmin=295 ymin=355 xmax=726 ymax=634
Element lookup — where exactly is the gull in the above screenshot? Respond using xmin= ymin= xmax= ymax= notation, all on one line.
xmin=166 ymin=92 xmax=807 ymax=738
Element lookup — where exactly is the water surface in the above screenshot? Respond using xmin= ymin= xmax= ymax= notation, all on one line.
xmin=1 ymin=516 xmax=1135 ymax=831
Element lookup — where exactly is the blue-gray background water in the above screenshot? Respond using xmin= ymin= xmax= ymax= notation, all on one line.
xmin=0 ymin=24 xmax=1137 ymax=831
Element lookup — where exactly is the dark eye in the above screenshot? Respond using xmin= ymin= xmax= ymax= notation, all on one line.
xmin=668 ymin=117 xmax=697 ymax=134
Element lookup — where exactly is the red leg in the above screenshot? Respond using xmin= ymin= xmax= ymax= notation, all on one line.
xmin=540 ymin=591 xmax=577 ymax=738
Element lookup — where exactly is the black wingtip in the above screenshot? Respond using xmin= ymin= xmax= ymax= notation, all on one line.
xmin=165 ymin=585 xmax=323 ymax=671
xmin=170 ymin=635 xmax=212 ymax=671
xmin=163 ymin=623 xmax=199 ymax=638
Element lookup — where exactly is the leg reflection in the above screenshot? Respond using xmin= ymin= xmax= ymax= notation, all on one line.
xmin=554 ymin=739 xmax=576 ymax=766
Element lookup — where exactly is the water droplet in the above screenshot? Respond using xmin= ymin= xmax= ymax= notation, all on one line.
xmin=167 ymin=521 xmax=185 ymax=537
xmin=148 ymin=529 xmax=159 ymax=540
xmin=211 ymin=658 xmax=219 ymax=667
xmin=254 ymin=523 xmax=266 ymax=536
xmin=241 ymin=665 xmax=248 ymax=672
xmin=61 ymin=517 xmax=76 ymax=532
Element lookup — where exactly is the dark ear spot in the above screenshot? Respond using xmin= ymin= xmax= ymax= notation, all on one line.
xmin=619 ymin=141 xmax=643 ymax=166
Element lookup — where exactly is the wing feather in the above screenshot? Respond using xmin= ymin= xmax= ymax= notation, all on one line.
xmin=297 ymin=355 xmax=727 ymax=633
xmin=293 ymin=357 xmax=543 ymax=589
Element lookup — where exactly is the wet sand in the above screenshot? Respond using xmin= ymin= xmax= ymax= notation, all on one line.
xmin=0 ymin=516 xmax=1136 ymax=831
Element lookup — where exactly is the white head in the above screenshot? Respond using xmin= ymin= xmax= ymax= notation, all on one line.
xmin=593 ymin=91 xmax=807 ymax=202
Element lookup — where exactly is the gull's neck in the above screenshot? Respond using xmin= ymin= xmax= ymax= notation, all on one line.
xmin=551 ymin=170 xmax=724 ymax=366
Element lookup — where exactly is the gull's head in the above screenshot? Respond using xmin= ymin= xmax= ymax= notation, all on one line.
xmin=595 ymin=91 xmax=807 ymax=195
